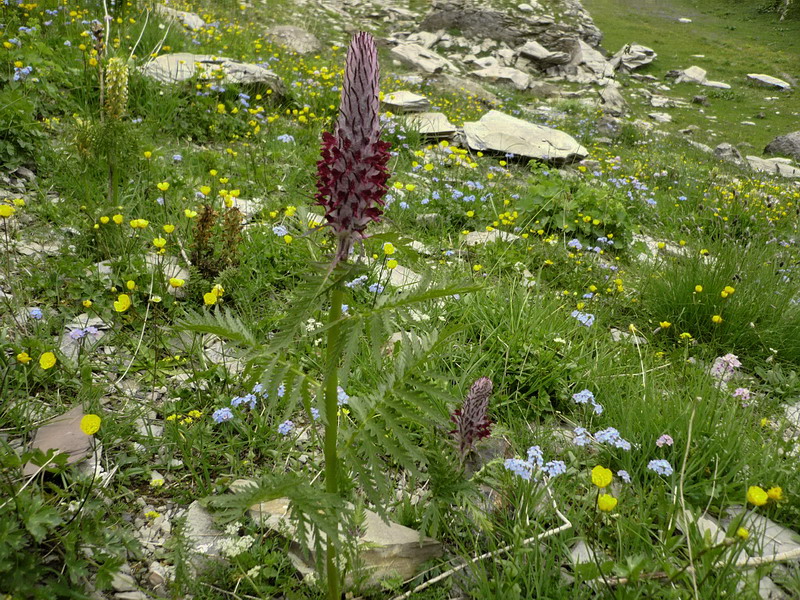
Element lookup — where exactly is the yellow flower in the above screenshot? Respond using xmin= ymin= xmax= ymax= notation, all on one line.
xmin=126 ymin=280 xmax=136 ymax=290
xmin=113 ymin=214 xmax=124 ymax=224
xmin=680 ymin=332 xmax=693 ymax=340
xmin=163 ymin=224 xmax=175 ymax=233
xmin=150 ymin=477 xmax=165 ymax=488
xmin=184 ymin=209 xmax=197 ymax=218
xmin=724 ymin=285 xmax=735 ymax=295
xmin=203 ymin=291 xmax=218 ymax=305
xmin=100 ymin=216 xmax=110 ymax=224
xmin=88 ymin=57 xmax=98 ymax=67
xmin=157 ymin=182 xmax=170 ymax=192
xmin=83 ymin=299 xmax=93 ymax=308
xmin=592 ymin=466 xmax=613 ymax=488
xmin=199 ymin=186 xmax=211 ymax=196
xmin=285 ymin=205 xmax=297 ymax=217
xmin=695 ymin=285 xmax=703 ymax=293
xmin=169 ymin=278 xmax=185 ymax=288
xmin=767 ymin=486 xmax=784 ymax=502
xmin=153 ymin=237 xmax=166 ymax=249
xmin=143 ymin=151 xmax=152 ymax=159
xmin=747 ymin=485 xmax=768 ymax=507
xmin=473 ymin=264 xmax=482 ymax=272
xmin=130 ymin=219 xmax=149 ymax=229
xmin=17 ymin=351 xmax=32 ymax=364
xmin=660 ymin=321 xmax=671 ymax=329
xmin=80 ymin=414 xmax=101 ymax=435
xmin=383 ymin=242 xmax=395 ymax=255
xmin=597 ymin=493 xmax=618 ymax=512
xmin=712 ymin=315 xmax=723 ymax=324
xmin=0 ymin=205 xmax=15 ymax=218
xmin=188 ymin=410 xmax=202 ymax=418
xmin=387 ymin=259 xmax=398 ymax=269
xmin=736 ymin=527 xmax=749 ymax=540
xmin=283 ymin=234 xmax=293 ymax=244
xmin=39 ymin=352 xmax=57 ymax=370
xmin=114 ymin=294 xmax=131 ymax=312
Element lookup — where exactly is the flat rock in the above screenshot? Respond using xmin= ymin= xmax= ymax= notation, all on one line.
xmin=714 ymin=143 xmax=746 ymax=166
xmin=391 ymin=43 xmax=457 ymax=74
xmin=382 ymin=91 xmax=431 ymax=113
xmin=746 ymin=155 xmax=800 ymax=178
xmin=141 ymin=53 xmax=284 ymax=93
xmin=183 ymin=501 xmax=225 ymax=559
xmin=765 ymin=131 xmax=800 ymax=162
xmin=241 ymin=489 xmax=442 ymax=587
xmin=23 ymin=405 xmax=93 ymax=476
xmin=610 ymin=43 xmax=656 ymax=71
xmin=264 ymin=25 xmax=321 ymax=54
xmin=470 ymin=66 xmax=530 ymax=91
xmin=463 ymin=110 xmax=587 ymax=164
xmin=155 ymin=4 xmax=205 ymax=30
xmin=648 ymin=112 xmax=672 ymax=123
xmin=401 ymin=112 xmax=457 ymax=139
xmin=598 ymin=82 xmax=627 ymax=116
xmin=429 ymin=72 xmax=500 ymax=105
xmin=463 ymin=229 xmax=521 ymax=246
xmin=517 ymin=40 xmax=570 ymax=65
xmin=747 ymin=73 xmax=791 ymax=90
xmin=721 ymin=507 xmax=800 ymax=556
xmin=674 ymin=65 xmax=730 ymax=89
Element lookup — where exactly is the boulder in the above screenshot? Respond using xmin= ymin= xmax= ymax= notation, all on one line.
xmin=672 ymin=65 xmax=730 ymax=89
xmin=382 ymin=91 xmax=431 ymax=112
xmin=546 ymin=39 xmax=614 ymax=83
xmin=401 ymin=112 xmax=457 ymax=139
xmin=764 ymin=131 xmax=800 ymax=162
xmin=155 ymin=4 xmax=205 ymax=30
xmin=517 ymin=40 xmax=571 ymax=65
xmin=470 ymin=66 xmax=531 ymax=91
xmin=747 ymin=73 xmax=791 ymax=90
xmin=610 ymin=43 xmax=657 ymax=72
xmin=22 ymin=405 xmax=94 ymax=476
xmin=747 ymin=155 xmax=800 ymax=178
xmin=714 ymin=143 xmax=746 ymax=166
xmin=244 ymin=494 xmax=442 ymax=587
xmin=648 ymin=112 xmax=672 ymax=123
xmin=418 ymin=0 xmax=602 ymax=48
xmin=463 ymin=110 xmax=587 ymax=164
xmin=264 ymin=25 xmax=322 ymax=54
xmin=390 ymin=43 xmax=457 ymax=73
xmin=141 ymin=53 xmax=285 ymax=93
xmin=428 ymin=73 xmax=500 ymax=105
xmin=598 ymin=82 xmax=627 ymax=116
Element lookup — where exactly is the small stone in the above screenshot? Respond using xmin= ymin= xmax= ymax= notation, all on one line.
xmin=463 ymin=230 xmax=521 ymax=247
xmin=111 ymin=571 xmax=137 ymax=592
xmin=382 ymin=90 xmax=430 ymax=112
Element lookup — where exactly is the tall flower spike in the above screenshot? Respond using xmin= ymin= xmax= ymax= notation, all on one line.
xmin=315 ymin=32 xmax=391 ymax=264
xmin=451 ymin=377 xmax=494 ymax=460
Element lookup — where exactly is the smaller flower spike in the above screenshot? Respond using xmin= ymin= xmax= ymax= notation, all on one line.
xmin=451 ymin=377 xmax=494 ymax=460
xmin=314 ymin=32 xmax=391 ymax=264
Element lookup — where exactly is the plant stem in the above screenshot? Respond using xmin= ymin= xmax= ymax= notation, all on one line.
xmin=323 ymin=283 xmax=344 ymax=600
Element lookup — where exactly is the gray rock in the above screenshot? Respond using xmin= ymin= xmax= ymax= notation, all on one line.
xmin=528 ymin=81 xmax=562 ymax=98
xmin=747 ymin=73 xmax=791 ymax=90
xmin=547 ymin=39 xmax=614 ymax=83
xmin=264 ymin=25 xmax=322 ymax=54
xmin=241 ymin=490 xmax=442 ymax=587
xmin=183 ymin=501 xmax=225 ymax=559
xmin=111 ymin=571 xmax=137 ymax=592
xmin=517 ymin=40 xmax=570 ymax=65
xmin=765 ymin=131 xmax=800 ymax=162
xmin=141 ymin=53 xmax=284 ymax=93
xmin=382 ymin=91 xmax=431 ymax=113
xmin=429 ymin=73 xmax=500 ymax=105
xmin=648 ymin=112 xmax=672 ymax=123
xmin=721 ymin=507 xmax=800 ymax=556
xmin=714 ymin=143 xmax=746 ymax=166
xmin=401 ymin=112 xmax=457 ymax=139
xmin=598 ymin=83 xmax=627 ymax=116
xmin=687 ymin=140 xmax=713 ymax=153
xmin=595 ymin=115 xmax=622 ymax=137
xmin=13 ymin=166 xmax=35 ymax=181
xmin=673 ymin=65 xmax=731 ymax=89
xmin=610 ymin=43 xmax=657 ymax=71
xmin=463 ymin=110 xmax=587 ymax=164
xmin=746 ymin=155 xmax=800 ymax=178
xmin=470 ymin=66 xmax=531 ymax=91
xmin=390 ymin=43 xmax=458 ymax=73
xmin=155 ymin=5 xmax=205 ymax=30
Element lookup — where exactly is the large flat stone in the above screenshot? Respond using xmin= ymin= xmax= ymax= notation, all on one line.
xmin=747 ymin=73 xmax=791 ymax=90
xmin=401 ymin=112 xmax=457 ymax=139
xmin=390 ymin=43 xmax=457 ymax=74
xmin=463 ymin=110 xmax=587 ymax=164
xmin=142 ymin=53 xmax=284 ymax=93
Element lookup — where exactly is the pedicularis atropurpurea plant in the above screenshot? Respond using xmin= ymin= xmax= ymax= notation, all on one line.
xmin=186 ymin=31 xmax=479 ymax=598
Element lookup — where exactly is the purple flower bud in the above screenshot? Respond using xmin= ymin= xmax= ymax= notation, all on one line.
xmin=314 ymin=32 xmax=391 ymax=264
xmin=451 ymin=377 xmax=493 ymax=459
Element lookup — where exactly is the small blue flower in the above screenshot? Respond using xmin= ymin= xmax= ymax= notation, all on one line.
xmin=272 ymin=225 xmax=288 ymax=237
xmin=368 ymin=283 xmax=384 ymax=294
xmin=504 ymin=458 xmax=533 ymax=480
xmin=212 ymin=408 xmax=234 ymax=423
xmin=527 ymin=445 xmax=544 ymax=468
xmin=595 ymin=427 xmax=631 ymax=450
xmin=337 ymin=386 xmax=349 ymax=406
xmin=172 ymin=154 xmax=182 ymax=162
xmin=29 ymin=308 xmax=43 ymax=320
xmin=572 ymin=389 xmax=594 ymax=405
xmin=277 ymin=420 xmax=294 ymax=435
xmin=617 ymin=470 xmax=631 ymax=483
xmin=573 ymin=426 xmax=591 ymax=447
xmin=277 ymin=384 xmax=286 ymax=398
xmin=543 ymin=460 xmax=566 ymax=478
xmin=311 ymin=407 xmax=320 ymax=420
xmin=567 ymin=239 xmax=582 ymax=250
xmin=276 ymin=134 xmax=295 ymax=143
xmin=647 ymin=459 xmax=673 ymax=476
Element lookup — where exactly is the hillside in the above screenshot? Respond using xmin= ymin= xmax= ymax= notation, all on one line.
xmin=1 ymin=0 xmax=800 ymax=599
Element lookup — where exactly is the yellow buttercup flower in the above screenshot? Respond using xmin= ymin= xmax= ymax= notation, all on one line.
xmin=184 ymin=209 xmax=197 ymax=218
xmin=113 ymin=214 xmax=123 ymax=224
xmin=169 ymin=278 xmax=185 ymax=288
xmin=660 ymin=321 xmax=671 ymax=329
xmin=736 ymin=527 xmax=749 ymax=540
xmin=143 ymin=150 xmax=152 ymax=159
xmin=597 ymin=493 xmax=618 ymax=512
xmin=83 ymin=299 xmax=93 ymax=308
xmin=767 ymin=486 xmax=784 ymax=502
xmin=387 ymin=259 xmax=398 ymax=269
xmin=39 ymin=352 xmax=57 ymax=370
xmin=80 ymin=414 xmax=101 ymax=435
xmin=126 ymin=280 xmax=136 ymax=290
xmin=747 ymin=485 xmax=768 ymax=507
xmin=695 ymin=285 xmax=703 ymax=293
xmin=153 ymin=237 xmax=166 ymax=249
xmin=114 ymin=294 xmax=132 ymax=312
xmin=383 ymin=242 xmax=395 ymax=255
xmin=591 ymin=466 xmax=613 ymax=488
xmin=0 ymin=205 xmax=15 ymax=218
xmin=163 ymin=224 xmax=175 ymax=233
xmin=712 ymin=315 xmax=723 ymax=324
xmin=204 ymin=291 xmax=218 ymax=305
xmin=17 ymin=351 xmax=32 ymax=364
xmin=156 ymin=181 xmax=170 ymax=192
